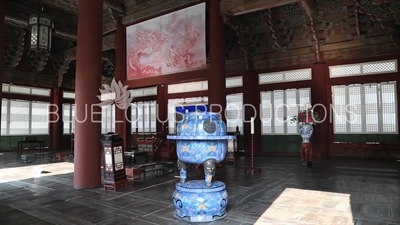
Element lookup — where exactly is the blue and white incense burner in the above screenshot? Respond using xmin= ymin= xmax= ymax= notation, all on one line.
xmin=167 ymin=112 xmax=236 ymax=222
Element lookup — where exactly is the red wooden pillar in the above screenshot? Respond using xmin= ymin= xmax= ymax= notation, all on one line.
xmin=115 ymin=18 xmax=125 ymax=137
xmin=156 ymin=85 xmax=168 ymax=133
xmin=124 ymin=107 xmax=131 ymax=150
xmin=208 ymin=0 xmax=226 ymax=120
xmin=49 ymin=87 xmax=63 ymax=150
xmin=243 ymin=72 xmax=261 ymax=154
xmin=311 ymin=62 xmax=330 ymax=157
xmin=0 ymin=0 xmax=4 ymax=136
xmin=74 ymin=0 xmax=103 ymax=189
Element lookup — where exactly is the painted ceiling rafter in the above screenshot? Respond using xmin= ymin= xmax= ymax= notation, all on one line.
xmin=226 ymin=16 xmax=258 ymax=71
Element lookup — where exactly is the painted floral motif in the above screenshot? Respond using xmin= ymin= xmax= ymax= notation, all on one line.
xmin=289 ymin=103 xmax=320 ymax=125
xmin=172 ymin=181 xmax=228 ymax=221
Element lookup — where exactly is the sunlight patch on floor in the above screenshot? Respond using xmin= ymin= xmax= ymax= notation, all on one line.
xmin=255 ymin=188 xmax=353 ymax=225
xmin=0 ymin=162 xmax=74 ymax=183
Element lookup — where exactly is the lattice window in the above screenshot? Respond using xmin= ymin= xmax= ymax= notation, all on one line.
xmin=332 ymin=86 xmax=347 ymax=133
xmin=150 ymin=102 xmax=157 ymax=132
xmin=9 ymin=85 xmax=31 ymax=95
xmin=202 ymin=82 xmax=208 ymax=90
xmin=2 ymin=83 xmax=10 ymax=92
xmin=381 ymin=83 xmax=397 ymax=133
xmin=329 ymin=59 xmax=397 ymax=78
xmin=63 ymin=104 xmax=71 ymax=134
xmin=71 ymin=105 xmax=75 ymax=133
xmin=130 ymin=86 xmax=157 ymax=97
xmin=273 ymin=91 xmax=285 ymax=134
xmin=261 ymin=92 xmax=272 ymax=134
xmin=364 ymin=84 xmax=379 ymax=133
xmin=2 ymin=99 xmax=52 ymax=135
xmin=185 ymin=82 xmax=202 ymax=91
xmin=62 ymin=104 xmax=75 ymax=134
xmin=259 ymin=73 xmax=284 ymax=84
xmin=167 ymin=98 xmax=184 ymax=134
xmin=168 ymin=81 xmax=208 ymax=94
xmin=226 ymin=93 xmax=243 ymax=133
xmin=285 ymin=70 xmax=312 ymax=81
xmin=348 ymin=85 xmax=363 ymax=133
xmin=31 ymin=87 xmax=50 ymax=96
xmin=31 ymin=102 xmax=49 ymax=134
xmin=168 ymin=84 xmax=185 ymax=94
xmin=286 ymin=90 xmax=297 ymax=134
xmin=9 ymin=100 xmax=30 ymax=135
xmin=226 ymin=76 xmax=243 ymax=88
xmin=131 ymin=101 xmax=157 ymax=133
xmin=101 ymin=105 xmax=115 ymax=134
xmin=330 ymin=65 xmax=361 ymax=78
xmin=331 ymin=82 xmax=398 ymax=134
xmin=2 ymin=84 xmax=50 ymax=96
xmin=363 ymin=61 xmax=397 ymax=74
xmin=1 ymin=99 xmax=8 ymax=134
xmin=259 ymin=69 xmax=312 ymax=84
xmin=261 ymin=88 xmax=311 ymax=134
xmin=63 ymin=92 xmax=75 ymax=99
xmin=136 ymin=102 xmax=145 ymax=132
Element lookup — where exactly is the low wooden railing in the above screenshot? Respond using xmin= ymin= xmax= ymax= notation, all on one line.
xmin=329 ymin=142 xmax=400 ymax=158
xmin=132 ymin=127 xmax=175 ymax=159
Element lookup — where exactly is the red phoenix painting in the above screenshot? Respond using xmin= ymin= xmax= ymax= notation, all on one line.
xmin=126 ymin=3 xmax=206 ymax=80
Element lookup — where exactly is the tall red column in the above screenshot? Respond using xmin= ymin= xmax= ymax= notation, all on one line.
xmin=0 ymin=0 xmax=4 ymax=136
xmin=124 ymin=107 xmax=131 ymax=150
xmin=74 ymin=0 xmax=104 ymax=189
xmin=115 ymin=18 xmax=125 ymax=137
xmin=208 ymin=1 xmax=226 ymax=120
xmin=50 ymin=87 xmax=63 ymax=150
xmin=243 ymin=71 xmax=261 ymax=154
xmin=156 ymin=85 xmax=168 ymax=133
xmin=312 ymin=62 xmax=329 ymax=157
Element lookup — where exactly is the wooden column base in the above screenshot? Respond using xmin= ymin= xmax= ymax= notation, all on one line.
xmin=104 ymin=179 xmax=128 ymax=192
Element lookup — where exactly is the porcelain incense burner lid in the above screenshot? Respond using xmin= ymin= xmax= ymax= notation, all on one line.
xmin=167 ymin=112 xmax=236 ymax=164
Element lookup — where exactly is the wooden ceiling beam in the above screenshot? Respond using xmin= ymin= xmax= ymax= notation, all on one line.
xmin=104 ymin=0 xmax=125 ymax=13
xmin=122 ymin=0 xmax=197 ymax=25
xmin=63 ymin=34 xmax=116 ymax=61
xmin=220 ymin=0 xmax=300 ymax=15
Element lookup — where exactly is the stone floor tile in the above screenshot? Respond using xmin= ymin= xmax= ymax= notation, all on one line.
xmin=0 ymin=150 xmax=399 ymax=225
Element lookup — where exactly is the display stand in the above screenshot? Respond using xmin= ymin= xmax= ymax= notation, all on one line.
xmin=101 ymin=133 xmax=128 ymax=191
xmin=300 ymin=142 xmax=313 ymax=167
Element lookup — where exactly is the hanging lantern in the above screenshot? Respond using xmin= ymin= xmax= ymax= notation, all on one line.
xmin=28 ymin=11 xmax=53 ymax=52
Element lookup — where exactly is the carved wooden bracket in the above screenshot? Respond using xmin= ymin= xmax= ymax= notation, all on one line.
xmin=4 ymin=27 xmax=26 ymax=68
xmin=357 ymin=0 xmax=400 ymax=46
xmin=103 ymin=8 xmax=118 ymax=35
xmin=104 ymin=0 xmax=125 ymax=12
xmin=357 ymin=0 xmax=395 ymax=22
xmin=101 ymin=75 xmax=112 ymax=88
xmin=27 ymin=50 xmax=50 ymax=72
xmin=390 ymin=0 xmax=400 ymax=24
xmin=51 ymin=55 xmax=71 ymax=87
xmin=102 ymin=59 xmax=115 ymax=77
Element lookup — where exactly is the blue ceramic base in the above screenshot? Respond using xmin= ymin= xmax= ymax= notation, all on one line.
xmin=172 ymin=180 xmax=228 ymax=222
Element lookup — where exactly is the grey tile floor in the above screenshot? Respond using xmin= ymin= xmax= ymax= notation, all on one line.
xmin=0 ymin=150 xmax=399 ymax=225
